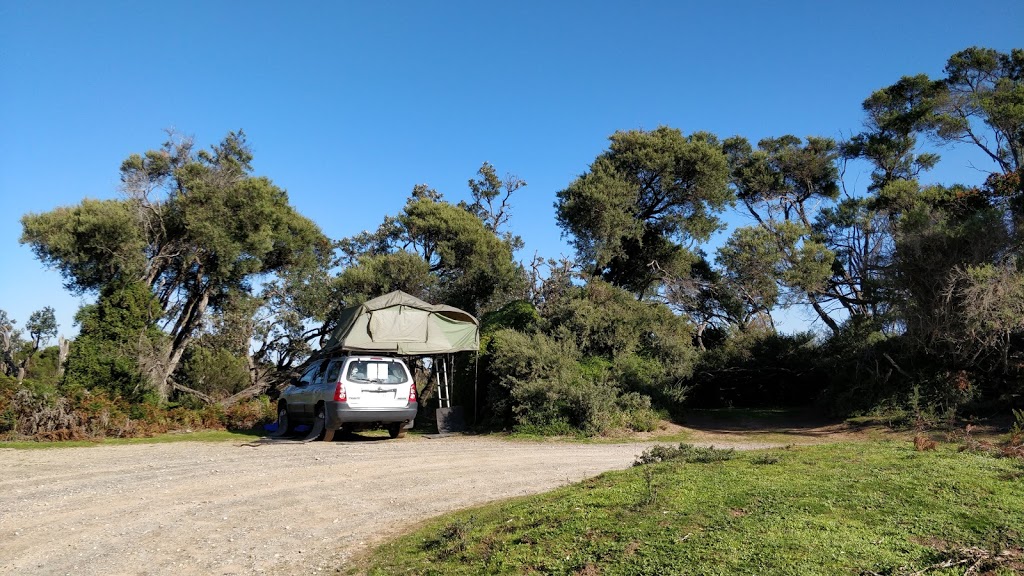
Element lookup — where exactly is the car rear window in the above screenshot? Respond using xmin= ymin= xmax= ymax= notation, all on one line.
xmin=345 ymin=360 xmax=409 ymax=384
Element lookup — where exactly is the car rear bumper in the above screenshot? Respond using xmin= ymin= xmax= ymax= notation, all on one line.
xmin=325 ymin=401 xmax=417 ymax=429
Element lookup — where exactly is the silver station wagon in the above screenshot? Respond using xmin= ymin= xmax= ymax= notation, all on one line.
xmin=276 ymin=355 xmax=417 ymax=440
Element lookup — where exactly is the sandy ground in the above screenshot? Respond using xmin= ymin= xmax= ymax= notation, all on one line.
xmin=2 ymin=434 xmax=748 ymax=576
xmin=0 ymin=416 xmax=910 ymax=576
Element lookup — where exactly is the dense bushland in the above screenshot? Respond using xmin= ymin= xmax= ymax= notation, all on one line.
xmin=0 ymin=373 xmax=274 ymax=441
xmin=3 ymin=46 xmax=1022 ymax=440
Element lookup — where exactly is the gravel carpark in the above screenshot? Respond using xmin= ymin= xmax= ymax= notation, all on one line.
xmin=0 ymin=435 xmax=701 ymax=575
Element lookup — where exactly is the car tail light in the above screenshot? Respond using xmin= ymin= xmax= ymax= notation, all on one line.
xmin=334 ymin=381 xmax=347 ymax=402
xmin=408 ymin=382 xmax=417 ymax=403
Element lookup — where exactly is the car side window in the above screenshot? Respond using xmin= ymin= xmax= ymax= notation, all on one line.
xmin=311 ymin=361 xmax=329 ymax=385
xmin=299 ymin=361 xmax=322 ymax=386
xmin=325 ymin=360 xmax=343 ymax=384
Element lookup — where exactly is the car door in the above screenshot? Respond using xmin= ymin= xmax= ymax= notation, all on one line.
xmin=292 ymin=361 xmax=325 ymax=420
xmin=320 ymin=358 xmax=344 ymax=401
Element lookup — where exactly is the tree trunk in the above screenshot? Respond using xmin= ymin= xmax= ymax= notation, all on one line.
xmin=0 ymin=327 xmax=14 ymax=377
xmin=56 ymin=336 xmax=70 ymax=379
xmin=694 ymin=321 xmax=707 ymax=352
xmin=155 ymin=289 xmax=210 ymax=402
xmin=169 ymin=379 xmax=214 ymax=404
xmin=218 ymin=382 xmax=271 ymax=408
xmin=808 ymin=295 xmax=840 ymax=335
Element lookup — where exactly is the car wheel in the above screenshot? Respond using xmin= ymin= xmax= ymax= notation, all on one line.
xmin=388 ymin=422 xmax=406 ymax=439
xmin=275 ymin=405 xmax=293 ymax=437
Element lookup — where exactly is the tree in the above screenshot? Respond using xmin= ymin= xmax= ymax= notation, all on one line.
xmin=21 ymin=131 xmax=331 ymax=401
xmin=462 ymin=161 xmax=527 ymax=250
xmin=888 ymin=182 xmax=1020 ymax=392
xmin=841 ymin=74 xmax=942 ymax=192
xmin=934 ymin=47 xmax=1024 ymax=175
xmin=13 ymin=306 xmax=59 ymax=378
xmin=334 ymin=252 xmax=435 ymax=306
xmin=399 ymin=194 xmax=525 ymax=313
xmin=714 ymin=226 xmax=783 ymax=327
xmin=0 ymin=309 xmax=20 ymax=377
xmin=825 ymin=46 xmax=1024 ymax=409
xmin=336 ymin=167 xmax=528 ymax=317
xmin=725 ymin=135 xmax=853 ymax=334
xmin=555 ymin=127 xmax=733 ymax=295
xmin=25 ymin=307 xmax=57 ymax=354
xmin=0 ymin=308 xmax=59 ymax=380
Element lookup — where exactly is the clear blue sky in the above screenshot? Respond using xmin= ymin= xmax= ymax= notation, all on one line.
xmin=1 ymin=0 xmax=1021 ymax=338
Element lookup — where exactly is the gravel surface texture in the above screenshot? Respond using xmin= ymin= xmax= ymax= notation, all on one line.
xmin=1 ymin=434 xmax=773 ymax=575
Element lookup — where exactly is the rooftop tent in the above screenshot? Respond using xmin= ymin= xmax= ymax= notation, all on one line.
xmin=319 ymin=291 xmax=479 ymax=356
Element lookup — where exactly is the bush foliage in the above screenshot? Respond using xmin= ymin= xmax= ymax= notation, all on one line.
xmin=7 ymin=47 xmax=1024 ymax=440
xmin=479 ymin=284 xmax=684 ymax=435
xmin=0 ymin=374 xmax=274 ymax=441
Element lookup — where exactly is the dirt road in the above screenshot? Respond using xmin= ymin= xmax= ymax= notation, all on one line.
xmin=1 ymin=435 xmax=678 ymax=575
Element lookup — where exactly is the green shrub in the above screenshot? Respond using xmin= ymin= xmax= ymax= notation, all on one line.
xmin=510 ymin=375 xmax=619 ymax=436
xmin=543 ymin=280 xmax=697 ymax=370
xmin=62 ymin=281 xmax=164 ymax=401
xmin=177 ymin=346 xmax=251 ymax=399
xmin=577 ymin=355 xmax=613 ymax=384
xmin=612 ymin=354 xmax=664 ymax=395
xmin=483 ymin=328 xmax=581 ymax=428
xmin=633 ymin=443 xmax=736 ymax=466
xmin=614 ymin=391 xmax=659 ymax=432
xmin=223 ymin=396 xmax=275 ymax=430
xmin=484 ymin=329 xmax=662 ymax=436
xmin=0 ymin=375 xmax=275 ymax=441
xmin=480 ymin=300 xmax=540 ymax=335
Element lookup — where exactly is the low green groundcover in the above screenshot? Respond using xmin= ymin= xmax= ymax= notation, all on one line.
xmin=353 ymin=442 xmax=1023 ymax=575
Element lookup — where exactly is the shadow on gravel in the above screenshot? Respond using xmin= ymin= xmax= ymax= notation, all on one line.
xmin=242 ymin=431 xmax=396 ymax=447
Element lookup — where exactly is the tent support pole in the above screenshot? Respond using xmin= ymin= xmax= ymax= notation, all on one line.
xmin=434 ymin=358 xmax=443 ymax=409
xmin=473 ymin=351 xmax=479 ymax=426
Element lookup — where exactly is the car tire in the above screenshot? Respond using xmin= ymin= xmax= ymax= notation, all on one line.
xmin=274 ymin=405 xmax=293 ymax=437
xmin=388 ymin=422 xmax=406 ymax=439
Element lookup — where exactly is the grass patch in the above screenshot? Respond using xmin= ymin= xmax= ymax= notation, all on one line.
xmin=0 ymin=428 xmax=263 ymax=449
xmin=349 ymin=442 xmax=1024 ymax=575
xmin=504 ymin=421 xmax=693 ymax=445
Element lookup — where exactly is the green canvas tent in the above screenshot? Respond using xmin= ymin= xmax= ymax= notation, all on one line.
xmin=318 ymin=291 xmax=479 ymax=356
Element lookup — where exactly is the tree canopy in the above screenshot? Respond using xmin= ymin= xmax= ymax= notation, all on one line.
xmin=555 ymin=127 xmax=733 ymax=294
xmin=8 ymin=45 xmax=1023 ymax=438
xmin=21 ymin=131 xmax=331 ymax=400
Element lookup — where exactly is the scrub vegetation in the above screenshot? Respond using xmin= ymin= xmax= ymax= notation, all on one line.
xmin=2 ymin=46 xmax=1023 ymax=441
